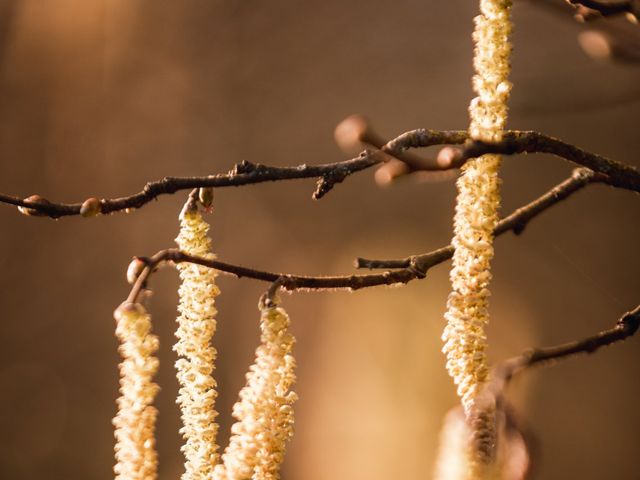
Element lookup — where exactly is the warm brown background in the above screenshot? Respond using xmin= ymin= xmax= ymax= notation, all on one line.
xmin=0 ymin=1 xmax=639 ymax=479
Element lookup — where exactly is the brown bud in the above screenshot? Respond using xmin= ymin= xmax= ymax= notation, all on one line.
xmin=80 ymin=197 xmax=102 ymax=217
xmin=437 ymin=147 xmax=463 ymax=169
xmin=374 ymin=160 xmax=410 ymax=186
xmin=334 ymin=114 xmax=370 ymax=153
xmin=18 ymin=195 xmax=50 ymax=216
xmin=198 ymin=187 xmax=214 ymax=209
xmin=126 ymin=258 xmax=146 ymax=285
xmin=578 ymin=30 xmax=612 ymax=61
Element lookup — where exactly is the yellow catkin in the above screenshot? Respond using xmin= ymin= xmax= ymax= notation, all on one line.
xmin=442 ymin=0 xmax=513 ymax=474
xmin=213 ymin=303 xmax=297 ymax=480
xmin=112 ymin=302 xmax=160 ymax=480
xmin=175 ymin=206 xmax=221 ymax=479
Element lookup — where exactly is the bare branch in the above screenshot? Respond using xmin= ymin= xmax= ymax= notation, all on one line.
xmin=4 ymin=129 xmax=638 ymax=218
xmin=5 ymin=156 xmax=380 ymax=219
xmin=357 ymin=168 xmax=601 ymax=270
xmin=471 ymin=303 xmax=640 ymax=446
xmin=126 ymin=248 xmax=426 ymax=302
xmin=488 ymin=304 xmax=640 ymax=395
xmin=525 ymin=304 xmax=640 ymax=367
xmin=444 ymin=131 xmax=640 ymax=193
xmin=124 ymin=168 xmax=602 ymax=300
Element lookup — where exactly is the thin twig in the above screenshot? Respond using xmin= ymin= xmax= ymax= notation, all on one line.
xmin=445 ymin=131 xmax=640 ymax=193
xmin=469 ymin=302 xmax=640 ymax=453
xmin=357 ymin=168 xmax=602 ymax=270
xmin=488 ymin=303 xmax=640 ymax=393
xmin=5 ymin=129 xmax=636 ymax=218
xmin=5 ymin=156 xmax=380 ymax=218
xmin=525 ymin=304 xmax=640 ymax=366
xmin=125 ymin=168 xmax=601 ymax=299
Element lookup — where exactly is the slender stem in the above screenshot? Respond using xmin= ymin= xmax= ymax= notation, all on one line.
xmin=357 ymin=168 xmax=601 ymax=270
xmin=5 ymin=129 xmax=637 ymax=218
xmin=125 ymin=168 xmax=603 ymax=300
xmin=489 ymin=304 xmax=640 ymax=391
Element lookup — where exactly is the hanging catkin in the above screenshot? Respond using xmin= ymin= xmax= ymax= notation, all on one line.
xmin=213 ymin=300 xmax=297 ymax=480
xmin=442 ymin=0 xmax=513 ymax=473
xmin=112 ymin=302 xmax=160 ymax=480
xmin=175 ymin=201 xmax=221 ymax=479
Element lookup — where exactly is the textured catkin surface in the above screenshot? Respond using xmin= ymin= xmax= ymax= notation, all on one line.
xmin=175 ymin=209 xmax=221 ymax=479
xmin=112 ymin=304 xmax=160 ymax=480
xmin=442 ymin=0 xmax=513 ymax=474
xmin=213 ymin=305 xmax=297 ymax=480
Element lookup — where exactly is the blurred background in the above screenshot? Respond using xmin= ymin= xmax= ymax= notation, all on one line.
xmin=0 ymin=0 xmax=639 ymax=478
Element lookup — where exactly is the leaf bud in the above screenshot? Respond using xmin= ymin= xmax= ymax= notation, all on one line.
xmin=18 ymin=195 xmax=50 ymax=217
xmin=198 ymin=187 xmax=214 ymax=209
xmin=80 ymin=197 xmax=102 ymax=217
xmin=126 ymin=258 xmax=146 ymax=285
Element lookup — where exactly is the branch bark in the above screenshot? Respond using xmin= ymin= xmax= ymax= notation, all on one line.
xmin=357 ymin=167 xmax=602 ymax=270
xmin=5 ymin=129 xmax=637 ymax=218
xmin=125 ymin=168 xmax=602 ymax=300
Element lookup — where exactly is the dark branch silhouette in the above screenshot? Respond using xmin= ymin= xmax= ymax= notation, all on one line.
xmin=487 ymin=303 xmax=640 ymax=396
xmin=3 ymin=129 xmax=638 ymax=218
xmin=357 ymin=167 xmax=602 ymax=270
xmin=124 ymin=167 xmax=604 ymax=302
xmin=568 ymin=0 xmax=640 ymax=19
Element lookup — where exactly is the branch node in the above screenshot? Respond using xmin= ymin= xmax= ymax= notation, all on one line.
xmin=408 ymin=256 xmax=429 ymax=279
xmin=17 ymin=195 xmax=52 ymax=217
xmin=232 ymin=160 xmax=257 ymax=175
xmin=260 ymin=278 xmax=286 ymax=309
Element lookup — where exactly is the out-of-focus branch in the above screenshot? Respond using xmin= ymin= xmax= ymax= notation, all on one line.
xmin=334 ymin=115 xmax=458 ymax=185
xmin=568 ymin=0 xmax=640 ymax=21
xmin=356 ymin=168 xmax=602 ymax=270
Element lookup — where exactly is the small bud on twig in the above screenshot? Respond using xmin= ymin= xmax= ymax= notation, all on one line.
xmin=198 ymin=187 xmax=214 ymax=210
xmin=17 ymin=195 xmax=50 ymax=217
xmin=334 ymin=114 xmax=371 ymax=153
xmin=80 ymin=197 xmax=102 ymax=217
xmin=127 ymin=258 xmax=147 ymax=285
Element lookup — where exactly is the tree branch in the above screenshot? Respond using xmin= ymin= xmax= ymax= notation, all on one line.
xmin=5 ymin=129 xmax=637 ymax=218
xmin=6 ymin=156 xmax=381 ymax=219
xmin=488 ymin=303 xmax=640 ymax=395
xmin=124 ymin=168 xmax=602 ymax=300
xmin=439 ymin=131 xmax=640 ymax=194
xmin=356 ymin=167 xmax=602 ymax=270
xmin=525 ymin=304 xmax=640 ymax=367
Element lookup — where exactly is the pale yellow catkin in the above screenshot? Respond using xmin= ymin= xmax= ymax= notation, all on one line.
xmin=442 ymin=0 xmax=513 ymax=475
xmin=175 ymin=206 xmax=221 ymax=479
xmin=213 ymin=303 xmax=297 ymax=480
xmin=112 ymin=302 xmax=160 ymax=480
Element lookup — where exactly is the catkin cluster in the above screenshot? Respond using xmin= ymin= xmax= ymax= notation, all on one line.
xmin=113 ymin=302 xmax=160 ymax=480
xmin=213 ymin=304 xmax=297 ymax=480
xmin=175 ymin=206 xmax=222 ymax=479
xmin=174 ymin=201 xmax=297 ymax=480
xmin=443 ymin=0 xmax=513 ymax=415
